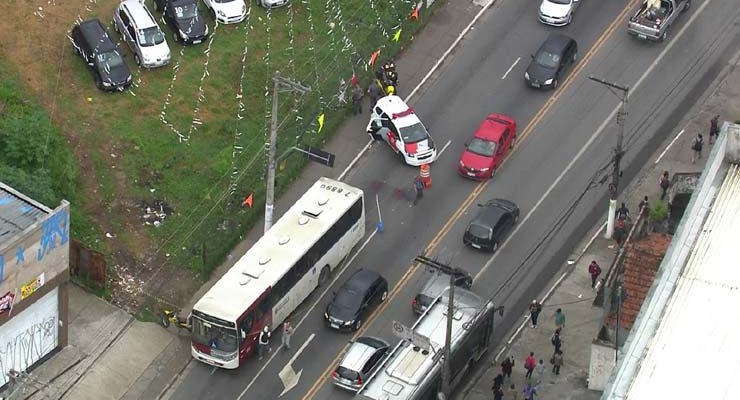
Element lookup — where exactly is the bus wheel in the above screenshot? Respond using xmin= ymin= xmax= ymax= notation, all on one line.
xmin=318 ymin=266 xmax=330 ymax=286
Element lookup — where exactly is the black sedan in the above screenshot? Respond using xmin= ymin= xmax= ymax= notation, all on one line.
xmin=325 ymin=269 xmax=388 ymax=331
xmin=154 ymin=0 xmax=209 ymax=45
xmin=524 ymin=33 xmax=578 ymax=90
xmin=463 ymin=199 xmax=520 ymax=253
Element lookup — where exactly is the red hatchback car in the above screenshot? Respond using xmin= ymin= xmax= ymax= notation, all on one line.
xmin=458 ymin=114 xmax=517 ymax=180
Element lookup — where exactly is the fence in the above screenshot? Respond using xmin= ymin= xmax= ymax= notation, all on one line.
xmin=69 ymin=240 xmax=106 ymax=288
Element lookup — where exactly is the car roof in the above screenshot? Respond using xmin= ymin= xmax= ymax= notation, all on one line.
xmin=76 ymin=20 xmax=117 ymax=53
xmin=472 ymin=199 xmax=517 ymax=227
xmin=375 ymin=96 xmax=422 ymax=129
xmin=345 ymin=269 xmax=380 ymax=290
xmin=121 ymin=0 xmax=157 ymax=27
xmin=420 ymin=273 xmax=451 ymax=298
xmin=540 ymin=33 xmax=575 ymax=54
xmin=474 ymin=115 xmax=510 ymax=141
xmin=340 ymin=337 xmax=387 ymax=370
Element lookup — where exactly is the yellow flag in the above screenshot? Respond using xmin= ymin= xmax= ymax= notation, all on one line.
xmin=393 ymin=28 xmax=402 ymax=42
xmin=317 ymin=113 xmax=325 ymax=133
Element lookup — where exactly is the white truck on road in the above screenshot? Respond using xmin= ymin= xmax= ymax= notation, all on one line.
xmin=627 ymin=0 xmax=690 ymax=42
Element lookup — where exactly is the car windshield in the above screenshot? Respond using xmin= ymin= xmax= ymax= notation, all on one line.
xmin=398 ymin=122 xmax=429 ymax=143
xmin=174 ymin=4 xmax=198 ymax=19
xmin=335 ymin=287 xmax=363 ymax=311
xmin=191 ymin=317 xmax=238 ymax=353
xmin=547 ymin=0 xmax=571 ymax=4
xmin=467 ymin=137 xmax=496 ymax=157
xmin=535 ymin=50 xmax=560 ymax=69
xmin=468 ymin=223 xmax=492 ymax=239
xmin=96 ymin=51 xmax=125 ymax=72
xmin=138 ymin=27 xmax=165 ymax=47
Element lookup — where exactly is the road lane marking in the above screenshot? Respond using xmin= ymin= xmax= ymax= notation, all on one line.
xmin=277 ymin=334 xmax=316 ymax=397
xmin=655 ymin=128 xmax=685 ymax=164
xmin=501 ymin=57 xmax=521 ymax=80
xmin=437 ymin=139 xmax=453 ymax=158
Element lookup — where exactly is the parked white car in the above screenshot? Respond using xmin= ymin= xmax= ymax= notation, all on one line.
xmin=203 ymin=0 xmax=247 ymax=24
xmin=257 ymin=0 xmax=289 ymax=9
xmin=538 ymin=0 xmax=579 ymax=26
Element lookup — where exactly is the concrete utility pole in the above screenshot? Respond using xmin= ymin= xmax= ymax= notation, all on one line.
xmin=589 ymin=76 xmax=629 ymax=239
xmin=265 ymin=71 xmax=310 ymax=233
xmin=440 ymin=270 xmax=455 ymax=400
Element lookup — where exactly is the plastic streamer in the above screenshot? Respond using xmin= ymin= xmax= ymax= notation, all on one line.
xmin=228 ymin=5 xmax=253 ymax=198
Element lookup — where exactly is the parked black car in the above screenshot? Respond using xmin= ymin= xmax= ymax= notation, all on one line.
xmin=412 ymin=266 xmax=472 ymax=315
xmin=325 ymin=269 xmax=388 ymax=331
xmin=70 ymin=19 xmax=132 ymax=92
xmin=463 ymin=199 xmax=520 ymax=252
xmin=154 ymin=0 xmax=209 ymax=44
xmin=524 ymin=33 xmax=578 ymax=90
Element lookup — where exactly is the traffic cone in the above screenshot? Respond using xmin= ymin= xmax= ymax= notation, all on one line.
xmin=420 ymin=164 xmax=431 ymax=188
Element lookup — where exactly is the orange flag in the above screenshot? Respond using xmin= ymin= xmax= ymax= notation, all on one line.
xmin=369 ymin=49 xmax=381 ymax=67
xmin=242 ymin=193 xmax=254 ymax=208
xmin=410 ymin=5 xmax=420 ymax=20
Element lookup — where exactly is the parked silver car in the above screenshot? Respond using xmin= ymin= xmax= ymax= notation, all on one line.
xmin=331 ymin=336 xmax=389 ymax=392
xmin=538 ymin=0 xmax=579 ymax=26
xmin=113 ymin=0 xmax=171 ymax=68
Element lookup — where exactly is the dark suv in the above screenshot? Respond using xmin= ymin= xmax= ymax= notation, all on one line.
xmin=154 ymin=0 xmax=209 ymax=45
xmin=412 ymin=266 xmax=472 ymax=315
xmin=524 ymin=33 xmax=578 ymax=90
xmin=70 ymin=19 xmax=132 ymax=92
xmin=463 ymin=199 xmax=520 ymax=252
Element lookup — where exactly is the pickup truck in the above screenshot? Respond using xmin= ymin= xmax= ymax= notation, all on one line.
xmin=627 ymin=0 xmax=690 ymax=42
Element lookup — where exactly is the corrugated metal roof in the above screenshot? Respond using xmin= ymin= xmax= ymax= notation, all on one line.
xmin=0 ymin=183 xmax=50 ymax=247
xmin=625 ymin=163 xmax=740 ymax=399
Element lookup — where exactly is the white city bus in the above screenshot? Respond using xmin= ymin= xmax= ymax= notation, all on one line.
xmin=190 ymin=177 xmax=365 ymax=369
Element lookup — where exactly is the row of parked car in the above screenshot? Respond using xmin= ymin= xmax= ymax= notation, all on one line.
xmin=71 ymin=0 xmax=288 ymax=92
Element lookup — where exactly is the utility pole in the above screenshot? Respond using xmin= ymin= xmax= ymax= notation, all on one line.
xmin=440 ymin=269 xmax=455 ymax=400
xmin=265 ymin=71 xmax=310 ymax=233
xmin=588 ymin=76 xmax=629 ymax=239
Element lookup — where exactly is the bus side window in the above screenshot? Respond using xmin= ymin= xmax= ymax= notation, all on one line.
xmin=239 ymin=312 xmax=254 ymax=339
xmin=255 ymin=297 xmax=271 ymax=322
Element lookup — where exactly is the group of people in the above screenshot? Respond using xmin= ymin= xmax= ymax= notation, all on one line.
xmin=350 ymin=59 xmax=399 ymax=116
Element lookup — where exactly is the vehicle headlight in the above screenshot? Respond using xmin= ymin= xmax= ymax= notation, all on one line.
xmin=102 ymin=81 xmax=112 ymax=87
xmin=179 ymin=29 xmax=188 ymax=39
xmin=342 ymin=320 xmax=354 ymax=326
xmin=544 ymin=78 xmax=553 ymax=85
xmin=126 ymin=75 xmax=133 ymax=83
xmin=324 ymin=312 xmax=329 ymax=319
xmin=218 ymin=10 xmax=226 ymax=17
xmin=524 ymin=71 xmax=530 ymax=80
xmin=241 ymin=4 xmax=247 ymax=13
xmin=224 ymin=352 xmax=237 ymax=361
xmin=480 ymin=167 xmax=489 ymax=172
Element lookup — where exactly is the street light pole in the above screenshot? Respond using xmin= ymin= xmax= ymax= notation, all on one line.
xmin=264 ymin=71 xmax=310 ymax=233
xmin=588 ymin=76 xmax=629 ymax=239
xmin=440 ymin=270 xmax=455 ymax=400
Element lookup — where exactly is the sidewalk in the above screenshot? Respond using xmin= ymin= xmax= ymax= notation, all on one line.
xmin=461 ymin=36 xmax=740 ymax=400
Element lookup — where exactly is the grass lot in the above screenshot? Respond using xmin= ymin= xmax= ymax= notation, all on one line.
xmin=0 ymin=0 xmax=437 ymax=305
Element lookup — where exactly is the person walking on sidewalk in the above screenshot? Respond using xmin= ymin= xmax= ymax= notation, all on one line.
xmin=501 ymin=355 xmax=515 ymax=382
xmin=522 ymin=382 xmax=538 ymax=400
xmin=588 ymin=260 xmax=602 ymax=289
xmin=616 ymin=202 xmax=630 ymax=221
xmin=507 ymin=383 xmax=519 ymax=400
xmin=493 ymin=385 xmax=504 ymax=400
xmin=638 ymin=196 xmax=649 ymax=215
xmin=535 ymin=359 xmax=546 ymax=386
xmin=691 ymin=134 xmax=704 ymax=163
xmin=412 ymin=175 xmax=424 ymax=206
xmin=492 ymin=373 xmax=504 ymax=391
xmin=529 ymin=299 xmax=542 ymax=328
xmin=351 ymin=84 xmax=364 ymax=115
xmin=709 ymin=114 xmax=720 ymax=144
xmin=282 ymin=319 xmax=294 ymax=350
xmin=524 ymin=352 xmax=537 ymax=380
xmin=551 ymin=350 xmax=564 ymax=375
xmin=550 ymin=328 xmax=563 ymax=353
xmin=660 ymin=171 xmax=671 ymax=201
xmin=258 ymin=326 xmax=271 ymax=360
xmin=368 ymin=80 xmax=382 ymax=106
xmin=553 ymin=308 xmax=566 ymax=331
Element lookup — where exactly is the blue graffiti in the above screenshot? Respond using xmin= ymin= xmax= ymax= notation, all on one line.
xmin=37 ymin=209 xmax=69 ymax=261
xmin=15 ymin=246 xmax=25 ymax=264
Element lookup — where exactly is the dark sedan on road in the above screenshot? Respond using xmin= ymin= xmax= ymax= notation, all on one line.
xmin=325 ymin=269 xmax=388 ymax=331
xmin=154 ymin=0 xmax=209 ymax=45
xmin=524 ymin=33 xmax=578 ymax=90
xmin=463 ymin=199 xmax=520 ymax=252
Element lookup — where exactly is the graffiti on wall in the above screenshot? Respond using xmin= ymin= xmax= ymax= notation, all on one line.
xmin=37 ymin=208 xmax=69 ymax=262
xmin=0 ymin=316 xmax=57 ymax=386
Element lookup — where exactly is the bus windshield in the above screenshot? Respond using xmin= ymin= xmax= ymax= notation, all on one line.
xmin=191 ymin=317 xmax=238 ymax=353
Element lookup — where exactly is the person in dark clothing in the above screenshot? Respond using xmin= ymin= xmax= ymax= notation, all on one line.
xmin=351 ymin=85 xmax=364 ymax=115
xmin=412 ymin=175 xmax=424 ymax=206
xmin=638 ymin=196 xmax=649 ymax=215
xmin=529 ymin=300 xmax=542 ymax=328
xmin=501 ymin=355 xmax=514 ymax=382
xmin=616 ymin=202 xmax=630 ymax=221
xmin=368 ymin=80 xmax=382 ymax=106
xmin=551 ymin=350 xmax=564 ymax=375
xmin=660 ymin=171 xmax=670 ymax=200
xmin=493 ymin=385 xmax=504 ymax=400
xmin=551 ymin=328 xmax=562 ymax=353
xmin=709 ymin=114 xmax=720 ymax=144
xmin=588 ymin=260 xmax=602 ymax=289
xmin=493 ymin=373 xmax=504 ymax=391
xmin=692 ymin=134 xmax=704 ymax=163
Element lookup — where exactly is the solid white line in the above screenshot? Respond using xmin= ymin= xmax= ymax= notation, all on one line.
xmin=376 ymin=193 xmax=382 ymax=223
xmin=473 ymin=0 xmax=707 ymax=283
xmin=287 ymin=333 xmax=315 ymax=366
xmin=542 ymin=271 xmax=568 ymax=301
xmin=437 ymin=139 xmax=453 ymax=158
xmin=501 ymin=57 xmax=521 ymax=80
xmin=583 ymin=221 xmax=607 ymax=255
xmin=654 ymin=128 xmax=685 ymax=165
xmin=495 ymin=347 xmax=507 ymax=362
xmin=236 ymin=230 xmax=377 ymax=400
xmin=338 ymin=0 xmax=496 ymax=181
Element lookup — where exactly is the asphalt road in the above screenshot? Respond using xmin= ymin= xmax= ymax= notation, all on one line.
xmin=171 ymin=0 xmax=740 ymax=399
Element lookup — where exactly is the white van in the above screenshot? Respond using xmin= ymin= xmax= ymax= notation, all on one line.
xmin=366 ymin=95 xmax=437 ymax=166
xmin=114 ymin=0 xmax=171 ymax=68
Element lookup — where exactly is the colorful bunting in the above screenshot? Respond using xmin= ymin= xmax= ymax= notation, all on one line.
xmin=369 ymin=49 xmax=381 ymax=67
xmin=393 ymin=28 xmax=402 ymax=42
xmin=317 ymin=113 xmax=325 ymax=133
xmin=410 ymin=5 xmax=420 ymax=21
xmin=242 ymin=193 xmax=254 ymax=208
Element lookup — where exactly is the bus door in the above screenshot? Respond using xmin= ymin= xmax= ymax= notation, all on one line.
xmin=237 ymin=289 xmax=273 ymax=362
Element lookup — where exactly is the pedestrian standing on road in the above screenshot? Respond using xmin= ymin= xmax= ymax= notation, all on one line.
xmin=368 ymin=80 xmax=382 ymax=106
xmin=660 ymin=171 xmax=671 ymax=201
xmin=551 ymin=350 xmax=564 ymax=375
xmin=535 ymin=359 xmax=546 ymax=386
xmin=588 ymin=260 xmax=602 ymax=289
xmin=258 ymin=326 xmax=271 ymax=360
xmin=507 ymin=383 xmax=519 ymax=400
xmin=501 ymin=355 xmax=515 ymax=382
xmin=281 ymin=319 xmax=294 ymax=350
xmin=412 ymin=175 xmax=424 ymax=206
xmin=709 ymin=114 xmax=720 ymax=144
xmin=351 ymin=84 xmax=364 ymax=115
xmin=692 ymin=134 xmax=704 ymax=163
xmin=553 ymin=308 xmax=566 ymax=331
xmin=550 ymin=328 xmax=562 ymax=354
xmin=524 ymin=352 xmax=537 ymax=380
xmin=493 ymin=373 xmax=504 ymax=392
xmin=529 ymin=299 xmax=542 ymax=328
xmin=522 ymin=382 xmax=538 ymax=400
